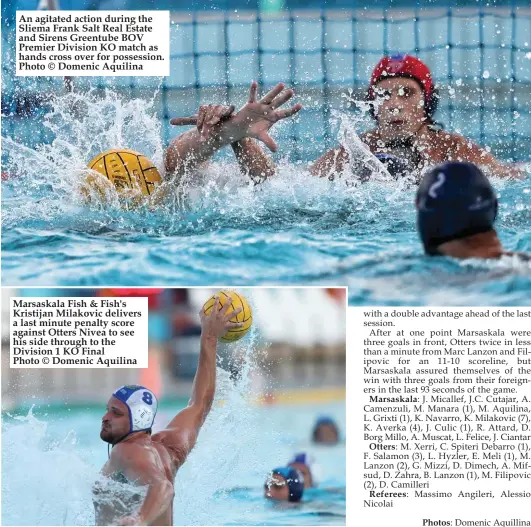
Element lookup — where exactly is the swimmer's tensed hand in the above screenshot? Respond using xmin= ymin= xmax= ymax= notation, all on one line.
xmin=231 ymin=81 xmax=302 ymax=152
xmin=170 ymin=81 xmax=302 ymax=152
xmin=200 ymin=295 xmax=244 ymax=340
xmin=170 ymin=104 xmax=236 ymax=141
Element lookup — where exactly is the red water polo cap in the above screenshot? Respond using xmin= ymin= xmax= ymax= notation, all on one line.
xmin=368 ymin=54 xmax=435 ymax=102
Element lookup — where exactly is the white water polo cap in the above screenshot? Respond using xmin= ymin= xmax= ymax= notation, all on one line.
xmin=112 ymin=385 xmax=158 ymax=433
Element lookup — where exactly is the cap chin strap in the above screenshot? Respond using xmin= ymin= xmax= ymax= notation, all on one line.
xmin=106 ymin=422 xmax=154 ymax=458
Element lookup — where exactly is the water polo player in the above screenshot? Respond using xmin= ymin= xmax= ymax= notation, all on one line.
xmin=288 ymin=453 xmax=315 ymax=489
xmin=311 ymin=54 xmax=526 ymax=181
xmin=166 ymin=81 xmax=302 ymax=185
xmin=416 ymin=161 xmax=530 ymax=260
xmin=93 ymin=296 xmax=243 ymax=526
xmin=312 ymin=416 xmax=340 ymax=445
xmin=264 ymin=467 xmax=305 ymax=502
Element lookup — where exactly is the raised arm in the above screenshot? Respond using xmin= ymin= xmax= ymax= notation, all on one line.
xmin=164 ymin=108 xmax=238 ymax=182
xmin=155 ymin=297 xmax=243 ymax=465
xmin=230 ymin=81 xmax=287 ymax=184
xmin=169 ymin=103 xmax=275 ymax=184
xmin=231 ymin=138 xmax=275 ymax=184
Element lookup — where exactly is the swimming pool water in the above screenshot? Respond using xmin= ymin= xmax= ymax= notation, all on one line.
xmin=1 ymin=398 xmax=346 ymax=526
xmin=2 ymin=163 xmax=530 ymax=305
xmin=1 ymin=91 xmax=530 ymax=304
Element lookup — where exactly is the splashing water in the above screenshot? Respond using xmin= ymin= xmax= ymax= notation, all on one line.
xmin=2 ymin=88 xmax=397 ymax=224
xmin=1 ymin=407 xmax=99 ymax=525
xmin=3 ymin=89 xmax=165 ymax=215
xmin=173 ymin=324 xmax=283 ymax=525
xmin=2 ymin=320 xmax=345 ymax=526
xmin=2 ymin=89 xmax=530 ymax=303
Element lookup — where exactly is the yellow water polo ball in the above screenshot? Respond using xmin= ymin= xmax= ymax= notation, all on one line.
xmin=87 ymin=148 xmax=161 ymax=197
xmin=202 ymin=291 xmax=253 ymax=342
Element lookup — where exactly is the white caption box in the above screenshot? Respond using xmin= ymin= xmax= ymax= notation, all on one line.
xmin=10 ymin=297 xmax=148 ymax=368
xmin=16 ymin=11 xmax=169 ymax=76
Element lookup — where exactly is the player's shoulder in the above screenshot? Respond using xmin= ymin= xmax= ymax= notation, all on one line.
xmin=152 ymin=429 xmax=189 ymax=468
xmin=110 ymin=439 xmax=150 ymax=464
xmin=427 ymin=128 xmax=483 ymax=160
xmin=435 ymin=129 xmax=480 ymax=151
xmin=425 ymin=126 xmax=459 ymax=144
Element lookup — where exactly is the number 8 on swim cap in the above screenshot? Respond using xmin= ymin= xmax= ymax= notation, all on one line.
xmin=112 ymin=385 xmax=158 ymax=434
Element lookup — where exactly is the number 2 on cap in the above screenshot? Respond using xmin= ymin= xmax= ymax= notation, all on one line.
xmin=428 ymin=172 xmax=446 ymax=199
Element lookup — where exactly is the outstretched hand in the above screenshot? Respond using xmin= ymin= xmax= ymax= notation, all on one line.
xmin=169 ymin=81 xmax=302 ymax=151
xmin=200 ymin=296 xmax=243 ymax=340
xmin=232 ymin=81 xmax=302 ymax=151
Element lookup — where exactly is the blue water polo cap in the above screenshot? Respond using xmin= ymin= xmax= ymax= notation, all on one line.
xmin=314 ymin=415 xmax=337 ymax=429
xmin=416 ymin=162 xmax=498 ymax=255
xmin=112 ymin=384 xmax=158 ymax=434
xmin=271 ymin=467 xmax=304 ymax=502
xmin=312 ymin=415 xmax=339 ymax=442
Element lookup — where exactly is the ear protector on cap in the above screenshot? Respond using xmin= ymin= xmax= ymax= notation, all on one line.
xmin=112 ymin=384 xmax=158 ymax=434
xmin=366 ymin=54 xmax=439 ymax=120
